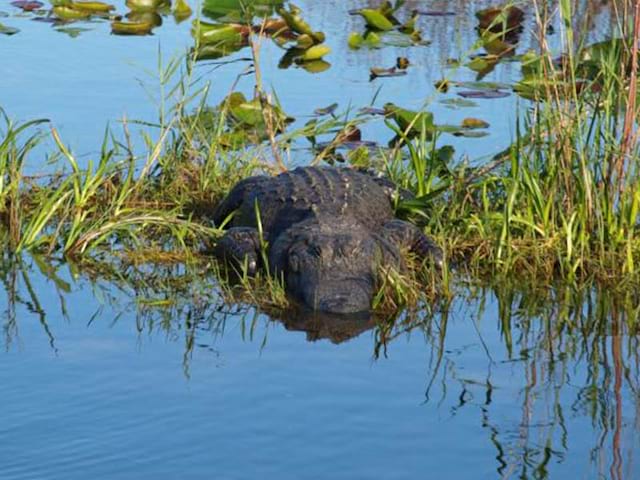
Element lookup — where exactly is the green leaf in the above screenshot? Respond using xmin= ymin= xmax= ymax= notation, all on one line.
xmin=355 ymin=8 xmax=394 ymax=31
xmin=0 ymin=23 xmax=19 ymax=35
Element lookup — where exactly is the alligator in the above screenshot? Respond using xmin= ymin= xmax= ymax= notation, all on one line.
xmin=211 ymin=166 xmax=443 ymax=314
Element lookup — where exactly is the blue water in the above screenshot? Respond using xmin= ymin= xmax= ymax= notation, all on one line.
xmin=1 ymin=1 xmax=639 ymax=478
xmin=1 ymin=259 xmax=639 ymax=479
xmin=2 ymin=0 xmax=533 ymax=165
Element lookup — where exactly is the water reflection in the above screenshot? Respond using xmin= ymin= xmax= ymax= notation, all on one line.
xmin=1 ymin=253 xmax=639 ymax=477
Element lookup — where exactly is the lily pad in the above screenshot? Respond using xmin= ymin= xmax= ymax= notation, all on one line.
xmin=452 ymin=130 xmax=489 ymax=138
xmin=461 ymin=117 xmax=490 ymax=129
xmin=11 ymin=0 xmax=44 ymax=11
xmin=111 ymin=20 xmax=154 ymax=35
xmin=299 ymin=59 xmax=331 ymax=73
xmin=56 ymin=26 xmax=91 ymax=37
xmin=457 ymin=90 xmax=510 ymax=99
xmin=276 ymin=3 xmax=323 ymax=43
xmin=348 ymin=31 xmax=381 ymax=49
xmin=193 ymin=20 xmax=249 ymax=45
xmin=0 ymin=23 xmax=20 ymax=35
xmin=298 ymin=43 xmax=330 ymax=61
xmin=127 ymin=11 xmax=162 ymax=27
xmin=453 ymin=81 xmax=511 ymax=90
xmin=71 ymin=1 xmax=115 ymax=13
xmin=193 ymin=42 xmax=245 ymax=60
xmin=380 ymin=30 xmax=429 ymax=47
xmin=173 ymin=0 xmax=192 ymax=21
xmin=125 ymin=0 xmax=169 ymax=12
xmin=53 ymin=5 xmax=92 ymax=20
xmin=439 ymin=98 xmax=478 ymax=108
xmin=353 ymin=8 xmax=395 ymax=31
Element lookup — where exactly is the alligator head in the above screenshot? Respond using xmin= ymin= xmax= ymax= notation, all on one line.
xmin=269 ymin=221 xmax=401 ymax=314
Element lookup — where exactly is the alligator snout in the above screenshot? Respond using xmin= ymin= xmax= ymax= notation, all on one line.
xmin=302 ymin=277 xmax=374 ymax=314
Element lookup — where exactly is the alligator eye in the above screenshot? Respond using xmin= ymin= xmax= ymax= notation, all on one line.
xmin=289 ymin=252 xmax=300 ymax=273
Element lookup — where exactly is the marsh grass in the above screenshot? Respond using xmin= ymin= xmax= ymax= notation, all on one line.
xmin=382 ymin=1 xmax=640 ymax=294
xmin=2 ymin=1 xmax=640 ymax=319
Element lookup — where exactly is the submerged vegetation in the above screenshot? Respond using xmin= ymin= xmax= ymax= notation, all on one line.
xmin=1 ymin=0 xmax=640 ymax=322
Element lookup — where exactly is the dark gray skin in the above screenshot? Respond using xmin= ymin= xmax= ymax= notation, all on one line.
xmin=211 ymin=166 xmax=442 ymax=314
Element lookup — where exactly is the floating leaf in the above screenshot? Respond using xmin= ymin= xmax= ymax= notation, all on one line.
xmin=111 ymin=20 xmax=154 ymax=35
xmin=481 ymin=31 xmax=516 ymax=56
xmin=433 ymin=125 xmax=489 ymax=138
xmin=32 ymin=16 xmax=61 ymax=23
xmin=439 ymin=98 xmax=478 ymax=108
xmin=349 ymin=31 xmax=382 ymax=49
xmin=173 ymin=0 xmax=192 ymax=20
xmin=348 ymin=31 xmax=363 ymax=49
xmin=299 ymin=59 xmax=331 ymax=73
xmin=127 ymin=11 xmax=162 ymax=27
xmin=259 ymin=17 xmax=289 ymax=35
xmin=453 ymin=81 xmax=511 ymax=90
xmin=276 ymin=4 xmax=314 ymax=36
xmin=125 ymin=0 xmax=168 ymax=12
xmin=192 ymin=21 xmax=249 ymax=45
xmin=53 ymin=5 xmax=91 ymax=20
xmin=354 ymin=8 xmax=394 ymax=31
xmin=0 ymin=22 xmax=19 ymax=35
xmin=466 ymin=55 xmax=500 ymax=79
xmin=457 ymin=90 xmax=510 ymax=99
xmin=380 ymin=30 xmax=429 ymax=47
xmin=11 ymin=0 xmax=43 ymax=11
xmin=452 ymin=130 xmax=489 ymax=138
xmin=298 ymin=43 xmax=330 ymax=61
xmin=56 ymin=26 xmax=91 ymax=36
xmin=461 ymin=117 xmax=490 ymax=129
xmin=71 ymin=1 xmax=115 ymax=13
xmin=193 ymin=42 xmax=245 ymax=60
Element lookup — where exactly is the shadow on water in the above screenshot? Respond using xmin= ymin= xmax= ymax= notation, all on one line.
xmin=1 ymin=253 xmax=639 ymax=478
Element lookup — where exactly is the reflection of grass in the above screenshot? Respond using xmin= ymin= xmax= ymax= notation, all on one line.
xmin=2 ymin=250 xmax=638 ymax=477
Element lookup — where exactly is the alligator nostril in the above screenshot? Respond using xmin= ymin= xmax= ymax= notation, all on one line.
xmin=317 ymin=290 xmax=371 ymax=314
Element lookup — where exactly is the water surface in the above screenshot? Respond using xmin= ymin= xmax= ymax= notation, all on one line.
xmin=1 ymin=1 xmax=639 ymax=478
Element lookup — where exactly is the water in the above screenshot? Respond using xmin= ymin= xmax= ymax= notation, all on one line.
xmin=1 ymin=1 xmax=639 ymax=479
